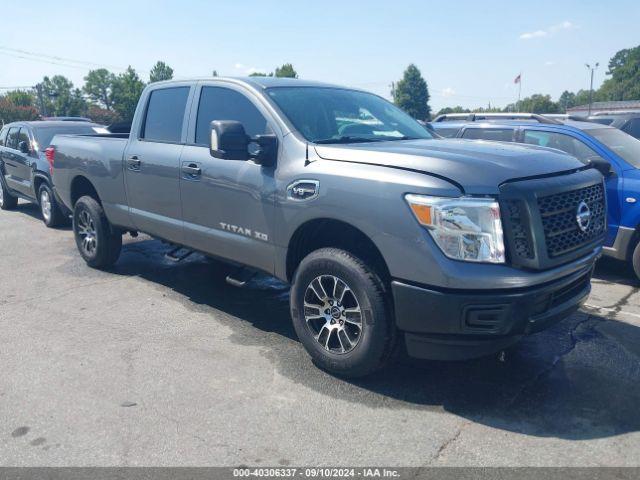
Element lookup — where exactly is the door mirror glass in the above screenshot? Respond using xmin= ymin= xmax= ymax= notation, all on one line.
xmin=18 ymin=141 xmax=30 ymax=154
xmin=209 ymin=120 xmax=250 ymax=160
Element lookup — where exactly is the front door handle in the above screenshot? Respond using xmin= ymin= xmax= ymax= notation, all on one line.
xmin=182 ymin=164 xmax=201 ymax=176
xmin=127 ymin=155 xmax=141 ymax=171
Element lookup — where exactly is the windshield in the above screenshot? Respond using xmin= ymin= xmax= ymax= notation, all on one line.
xmin=35 ymin=125 xmax=106 ymax=151
xmin=589 ymin=128 xmax=640 ymax=168
xmin=266 ymin=87 xmax=433 ymax=144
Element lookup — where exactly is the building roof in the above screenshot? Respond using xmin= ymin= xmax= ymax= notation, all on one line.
xmin=568 ymin=100 xmax=640 ymax=113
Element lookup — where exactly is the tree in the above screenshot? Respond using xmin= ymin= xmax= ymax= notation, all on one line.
xmin=558 ymin=90 xmax=576 ymax=112
xmin=392 ymin=64 xmax=431 ymax=121
xmin=516 ymin=94 xmax=559 ymax=114
xmin=83 ymin=69 xmax=116 ymax=111
xmin=249 ymin=72 xmax=270 ymax=77
xmin=87 ymin=105 xmax=120 ymax=125
xmin=594 ymin=45 xmax=640 ymax=101
xmin=435 ymin=106 xmax=470 ymax=117
xmin=274 ymin=63 xmax=298 ymax=78
xmin=5 ymin=90 xmax=35 ymax=107
xmin=0 ymin=97 xmax=39 ymax=124
xmin=38 ymin=76 xmax=88 ymax=117
xmin=149 ymin=61 xmax=174 ymax=83
xmin=111 ymin=67 xmax=146 ymax=122
xmin=212 ymin=70 xmax=219 ymax=77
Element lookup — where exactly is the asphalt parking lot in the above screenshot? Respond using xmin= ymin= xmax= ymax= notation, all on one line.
xmin=1 ymin=201 xmax=639 ymax=467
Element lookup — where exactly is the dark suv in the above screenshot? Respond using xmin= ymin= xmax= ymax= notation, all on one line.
xmin=587 ymin=113 xmax=640 ymax=140
xmin=0 ymin=120 xmax=106 ymax=227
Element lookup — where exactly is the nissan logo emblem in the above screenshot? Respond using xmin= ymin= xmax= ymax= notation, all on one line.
xmin=576 ymin=201 xmax=591 ymax=232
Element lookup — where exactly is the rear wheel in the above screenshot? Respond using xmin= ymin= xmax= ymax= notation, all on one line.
xmin=0 ymin=178 xmax=18 ymax=210
xmin=290 ymin=248 xmax=395 ymax=378
xmin=39 ymin=183 xmax=67 ymax=228
xmin=632 ymin=241 xmax=640 ymax=282
xmin=73 ymin=196 xmax=122 ymax=269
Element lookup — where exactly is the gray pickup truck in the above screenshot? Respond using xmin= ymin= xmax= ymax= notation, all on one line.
xmin=50 ymin=77 xmax=605 ymax=377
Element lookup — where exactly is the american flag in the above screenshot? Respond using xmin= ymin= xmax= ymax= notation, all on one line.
xmin=514 ymin=73 xmax=521 ymax=84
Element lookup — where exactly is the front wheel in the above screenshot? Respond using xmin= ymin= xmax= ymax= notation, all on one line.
xmin=39 ymin=183 xmax=67 ymax=228
xmin=73 ymin=196 xmax=122 ymax=269
xmin=290 ymin=248 xmax=395 ymax=378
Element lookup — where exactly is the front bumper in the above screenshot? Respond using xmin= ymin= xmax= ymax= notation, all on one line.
xmin=392 ymin=264 xmax=594 ymax=361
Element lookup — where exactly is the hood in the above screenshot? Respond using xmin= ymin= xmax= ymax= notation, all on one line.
xmin=314 ymin=138 xmax=585 ymax=194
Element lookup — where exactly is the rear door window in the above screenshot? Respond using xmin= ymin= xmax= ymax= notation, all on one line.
xmin=141 ymin=87 xmax=190 ymax=143
xmin=461 ymin=128 xmax=515 ymax=142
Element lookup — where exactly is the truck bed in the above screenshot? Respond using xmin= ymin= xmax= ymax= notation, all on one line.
xmin=51 ymin=133 xmax=133 ymax=230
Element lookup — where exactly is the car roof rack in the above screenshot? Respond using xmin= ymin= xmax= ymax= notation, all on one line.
xmin=433 ymin=113 xmax=562 ymax=125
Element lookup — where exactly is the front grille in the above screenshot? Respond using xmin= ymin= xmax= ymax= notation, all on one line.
xmin=538 ymin=183 xmax=606 ymax=258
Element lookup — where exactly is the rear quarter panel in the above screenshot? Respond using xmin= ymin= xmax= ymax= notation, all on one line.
xmin=51 ymin=135 xmax=132 ymax=228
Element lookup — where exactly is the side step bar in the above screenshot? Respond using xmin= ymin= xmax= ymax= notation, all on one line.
xmin=225 ymin=268 xmax=257 ymax=288
xmin=165 ymin=246 xmax=194 ymax=262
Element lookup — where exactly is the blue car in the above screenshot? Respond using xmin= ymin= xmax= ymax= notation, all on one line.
xmin=431 ymin=117 xmax=640 ymax=280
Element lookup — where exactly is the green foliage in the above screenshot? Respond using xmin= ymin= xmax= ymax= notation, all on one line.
xmin=517 ymin=94 xmax=559 ymax=114
xmin=5 ymin=90 xmax=35 ymax=107
xmin=435 ymin=106 xmax=470 ymax=117
xmin=274 ymin=63 xmax=298 ymax=78
xmin=392 ymin=64 xmax=431 ymax=121
xmin=149 ymin=61 xmax=174 ymax=83
xmin=0 ymin=96 xmax=39 ymax=124
xmin=87 ymin=105 xmax=120 ymax=125
xmin=111 ymin=67 xmax=146 ymax=122
xmin=83 ymin=69 xmax=116 ymax=111
xmin=597 ymin=46 xmax=640 ymax=101
xmin=38 ymin=76 xmax=88 ymax=117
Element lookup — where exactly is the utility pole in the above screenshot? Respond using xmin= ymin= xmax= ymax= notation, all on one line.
xmin=585 ymin=62 xmax=599 ymax=116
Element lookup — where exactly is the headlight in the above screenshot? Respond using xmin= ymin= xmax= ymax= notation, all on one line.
xmin=405 ymin=194 xmax=505 ymax=264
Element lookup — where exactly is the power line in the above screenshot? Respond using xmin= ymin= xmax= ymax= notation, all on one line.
xmin=0 ymin=46 xmax=149 ymax=74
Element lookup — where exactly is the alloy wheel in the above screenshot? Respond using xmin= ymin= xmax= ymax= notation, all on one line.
xmin=76 ymin=209 xmax=98 ymax=256
xmin=40 ymin=189 xmax=52 ymax=222
xmin=303 ymin=275 xmax=363 ymax=354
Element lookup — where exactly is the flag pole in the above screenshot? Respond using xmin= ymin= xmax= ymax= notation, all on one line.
xmin=517 ymin=72 xmax=522 ymax=112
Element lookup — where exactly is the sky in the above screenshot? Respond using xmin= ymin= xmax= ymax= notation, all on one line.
xmin=0 ymin=0 xmax=638 ymax=112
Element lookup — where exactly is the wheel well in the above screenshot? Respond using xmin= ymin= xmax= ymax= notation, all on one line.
xmin=33 ymin=176 xmax=46 ymax=198
xmin=70 ymin=176 xmax=100 ymax=206
xmin=286 ymin=219 xmax=391 ymax=285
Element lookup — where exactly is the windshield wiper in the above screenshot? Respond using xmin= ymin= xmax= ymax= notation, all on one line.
xmin=314 ymin=136 xmax=385 ymax=144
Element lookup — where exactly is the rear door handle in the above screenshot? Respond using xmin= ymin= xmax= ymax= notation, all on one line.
xmin=127 ymin=155 xmax=141 ymax=171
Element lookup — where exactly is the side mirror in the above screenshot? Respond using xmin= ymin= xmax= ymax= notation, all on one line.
xmin=210 ymin=120 xmax=250 ymax=160
xmin=588 ymin=157 xmax=614 ymax=177
xmin=209 ymin=120 xmax=278 ymax=166
xmin=18 ymin=141 xmax=30 ymax=154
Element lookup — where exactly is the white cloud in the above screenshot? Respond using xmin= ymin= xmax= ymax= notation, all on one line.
xmin=545 ymin=61 xmax=556 ymax=66
xmin=519 ymin=20 xmax=576 ymax=40
xmin=441 ymin=87 xmax=456 ymax=98
xmin=520 ymin=30 xmax=548 ymax=40
xmin=234 ymin=63 xmax=266 ymax=75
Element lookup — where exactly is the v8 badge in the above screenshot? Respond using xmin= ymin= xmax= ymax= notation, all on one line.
xmin=287 ymin=180 xmax=320 ymax=201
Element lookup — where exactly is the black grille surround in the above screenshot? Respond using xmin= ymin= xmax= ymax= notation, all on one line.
xmin=499 ymin=168 xmax=606 ymax=271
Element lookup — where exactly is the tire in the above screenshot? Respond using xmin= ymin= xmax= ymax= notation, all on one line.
xmin=73 ymin=195 xmax=122 ymax=269
xmin=0 ymin=177 xmax=18 ymax=210
xmin=38 ymin=183 xmax=67 ymax=228
xmin=632 ymin=241 xmax=640 ymax=283
xmin=290 ymin=248 xmax=395 ymax=378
